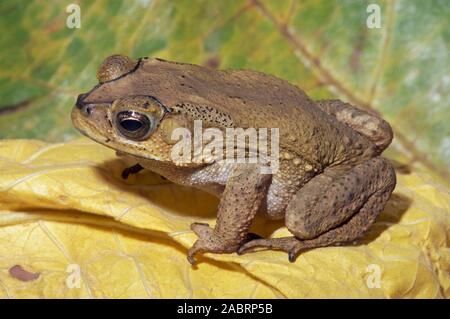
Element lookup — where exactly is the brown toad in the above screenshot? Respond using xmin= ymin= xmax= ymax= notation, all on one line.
xmin=72 ymin=55 xmax=396 ymax=264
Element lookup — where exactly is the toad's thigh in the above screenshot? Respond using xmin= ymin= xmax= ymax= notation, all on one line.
xmin=285 ymin=157 xmax=396 ymax=239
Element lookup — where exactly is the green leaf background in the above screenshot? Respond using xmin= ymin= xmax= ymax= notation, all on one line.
xmin=0 ymin=0 xmax=449 ymax=181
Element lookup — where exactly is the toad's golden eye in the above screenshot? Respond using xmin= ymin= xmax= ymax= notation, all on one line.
xmin=115 ymin=111 xmax=152 ymax=140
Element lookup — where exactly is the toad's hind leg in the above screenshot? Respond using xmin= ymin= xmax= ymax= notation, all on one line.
xmin=317 ymin=99 xmax=393 ymax=152
xmin=238 ymin=157 xmax=396 ymax=262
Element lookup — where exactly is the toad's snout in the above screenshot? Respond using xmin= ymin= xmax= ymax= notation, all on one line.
xmin=75 ymin=93 xmax=89 ymax=109
xmin=75 ymin=93 xmax=96 ymax=118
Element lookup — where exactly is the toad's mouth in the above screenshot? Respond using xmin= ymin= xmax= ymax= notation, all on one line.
xmin=71 ymin=106 xmax=109 ymax=144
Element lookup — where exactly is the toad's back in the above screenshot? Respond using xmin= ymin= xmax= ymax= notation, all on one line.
xmin=84 ymin=58 xmax=375 ymax=165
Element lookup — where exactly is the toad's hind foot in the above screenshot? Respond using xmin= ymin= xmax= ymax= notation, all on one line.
xmin=237 ymin=237 xmax=314 ymax=262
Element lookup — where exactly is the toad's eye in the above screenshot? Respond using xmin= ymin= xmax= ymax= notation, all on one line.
xmin=120 ymin=118 xmax=143 ymax=132
xmin=115 ymin=111 xmax=152 ymax=140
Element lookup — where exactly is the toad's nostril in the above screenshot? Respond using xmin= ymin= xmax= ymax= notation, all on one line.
xmin=81 ymin=104 xmax=94 ymax=117
xmin=85 ymin=105 xmax=93 ymax=115
xmin=76 ymin=93 xmax=88 ymax=109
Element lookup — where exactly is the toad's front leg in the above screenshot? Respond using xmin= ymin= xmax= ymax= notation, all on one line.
xmin=187 ymin=164 xmax=271 ymax=264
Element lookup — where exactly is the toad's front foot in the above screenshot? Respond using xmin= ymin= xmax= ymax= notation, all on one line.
xmin=187 ymin=223 xmax=262 ymax=264
xmin=187 ymin=165 xmax=271 ymax=265
xmin=187 ymin=223 xmax=237 ymax=265
xmin=121 ymin=163 xmax=143 ymax=179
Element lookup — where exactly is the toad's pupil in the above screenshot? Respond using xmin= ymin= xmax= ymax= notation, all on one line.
xmin=120 ymin=119 xmax=143 ymax=132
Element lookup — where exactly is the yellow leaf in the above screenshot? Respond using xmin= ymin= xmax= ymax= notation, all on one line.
xmin=0 ymin=138 xmax=448 ymax=298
